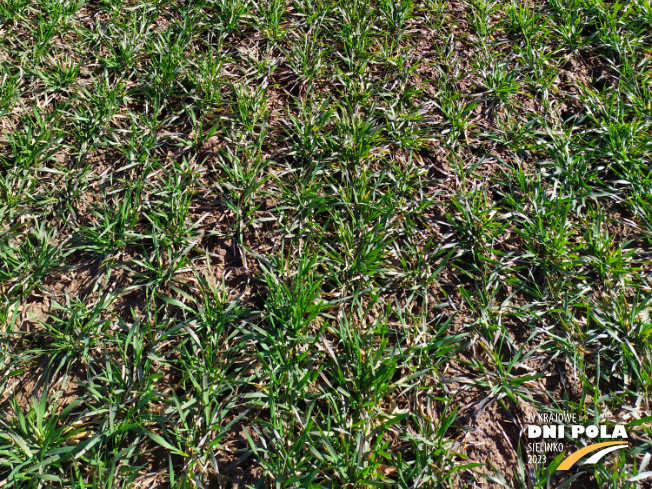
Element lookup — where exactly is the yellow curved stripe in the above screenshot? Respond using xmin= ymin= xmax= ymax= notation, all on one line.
xmin=557 ymin=441 xmax=627 ymax=471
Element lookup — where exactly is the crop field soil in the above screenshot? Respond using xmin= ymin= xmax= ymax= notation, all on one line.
xmin=1 ymin=0 xmax=652 ymax=487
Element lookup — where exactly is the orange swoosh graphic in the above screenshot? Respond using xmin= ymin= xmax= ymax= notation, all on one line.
xmin=557 ymin=441 xmax=627 ymax=471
